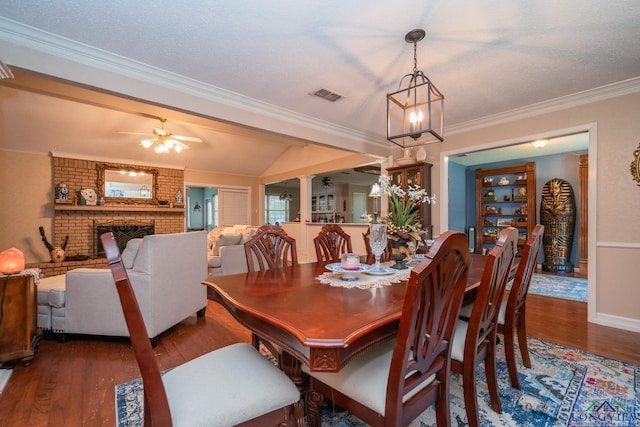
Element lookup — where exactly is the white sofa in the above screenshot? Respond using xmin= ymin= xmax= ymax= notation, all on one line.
xmin=38 ymin=231 xmax=208 ymax=344
xmin=207 ymin=225 xmax=259 ymax=276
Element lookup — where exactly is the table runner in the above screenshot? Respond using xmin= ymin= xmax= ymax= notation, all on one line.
xmin=316 ymin=261 xmax=412 ymax=289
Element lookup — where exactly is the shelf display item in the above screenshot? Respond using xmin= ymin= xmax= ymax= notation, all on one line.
xmin=475 ymin=162 xmax=536 ymax=254
xmin=540 ymin=178 xmax=576 ymax=273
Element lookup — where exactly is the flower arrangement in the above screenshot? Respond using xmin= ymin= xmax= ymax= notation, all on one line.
xmin=377 ymin=174 xmax=436 ymax=250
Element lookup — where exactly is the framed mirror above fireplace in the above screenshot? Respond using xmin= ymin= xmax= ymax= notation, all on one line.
xmin=97 ymin=163 xmax=159 ymax=204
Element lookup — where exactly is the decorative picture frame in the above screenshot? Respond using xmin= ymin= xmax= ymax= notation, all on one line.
xmin=631 ymin=142 xmax=640 ymax=185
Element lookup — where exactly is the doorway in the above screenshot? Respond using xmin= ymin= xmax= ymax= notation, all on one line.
xmin=440 ymin=124 xmax=596 ymax=321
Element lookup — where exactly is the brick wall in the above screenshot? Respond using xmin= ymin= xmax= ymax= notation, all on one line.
xmin=27 ymin=258 xmax=109 ymax=278
xmin=49 ymin=156 xmax=185 ymax=260
xmin=53 ymin=157 xmax=184 ymax=204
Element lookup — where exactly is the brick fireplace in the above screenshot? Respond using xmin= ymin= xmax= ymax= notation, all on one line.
xmin=28 ymin=156 xmax=186 ymax=277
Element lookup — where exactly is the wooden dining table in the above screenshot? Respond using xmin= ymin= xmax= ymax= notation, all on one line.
xmin=204 ymin=253 xmax=488 ymax=380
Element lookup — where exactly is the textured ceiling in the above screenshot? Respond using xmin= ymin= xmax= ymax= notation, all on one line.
xmin=0 ymin=1 xmax=638 ymax=174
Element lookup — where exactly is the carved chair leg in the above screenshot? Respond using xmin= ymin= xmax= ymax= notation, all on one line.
xmin=485 ymin=340 xmax=502 ymax=414
xmin=516 ymin=310 xmax=532 ymax=368
xmin=502 ymin=323 xmax=520 ymax=389
xmin=462 ymin=360 xmax=480 ymax=427
xmin=434 ymin=377 xmax=451 ymax=427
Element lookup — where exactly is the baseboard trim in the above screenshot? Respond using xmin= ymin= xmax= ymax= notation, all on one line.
xmin=593 ymin=312 xmax=640 ymax=333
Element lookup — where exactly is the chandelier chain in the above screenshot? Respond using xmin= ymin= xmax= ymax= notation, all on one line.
xmin=413 ymin=41 xmax=418 ymax=74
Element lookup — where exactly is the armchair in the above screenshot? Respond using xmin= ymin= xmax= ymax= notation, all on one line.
xmin=63 ymin=231 xmax=208 ymax=344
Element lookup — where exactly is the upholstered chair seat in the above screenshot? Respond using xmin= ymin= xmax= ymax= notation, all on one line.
xmin=162 ymin=343 xmax=300 ymax=426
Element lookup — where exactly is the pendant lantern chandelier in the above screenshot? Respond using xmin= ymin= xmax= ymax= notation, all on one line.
xmin=387 ymin=29 xmax=444 ymax=148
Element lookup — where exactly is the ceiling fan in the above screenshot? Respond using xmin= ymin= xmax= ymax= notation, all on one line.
xmin=120 ymin=118 xmax=203 ymax=153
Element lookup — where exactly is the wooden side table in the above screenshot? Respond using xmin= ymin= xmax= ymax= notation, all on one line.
xmin=0 ymin=273 xmax=42 ymax=364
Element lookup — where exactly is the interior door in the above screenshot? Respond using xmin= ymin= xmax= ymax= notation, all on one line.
xmin=353 ymin=192 xmax=366 ymax=223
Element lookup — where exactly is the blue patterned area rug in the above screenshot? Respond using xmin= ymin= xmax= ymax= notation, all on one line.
xmin=511 ymin=273 xmax=587 ymax=303
xmin=115 ymin=338 xmax=638 ymax=426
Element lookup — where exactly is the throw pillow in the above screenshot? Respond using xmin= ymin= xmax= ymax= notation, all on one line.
xmin=121 ymin=238 xmax=143 ymax=269
xmin=241 ymin=228 xmax=257 ymax=244
xmin=207 ymin=226 xmax=226 ymax=255
xmin=213 ymin=233 xmax=243 ymax=256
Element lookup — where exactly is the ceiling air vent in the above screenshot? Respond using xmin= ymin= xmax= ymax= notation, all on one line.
xmin=312 ymin=88 xmax=343 ymax=102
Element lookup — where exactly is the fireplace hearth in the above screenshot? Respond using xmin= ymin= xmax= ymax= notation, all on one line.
xmin=95 ymin=221 xmax=155 ymax=257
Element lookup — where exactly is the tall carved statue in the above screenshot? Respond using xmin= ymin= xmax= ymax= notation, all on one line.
xmin=540 ymin=178 xmax=576 ymax=273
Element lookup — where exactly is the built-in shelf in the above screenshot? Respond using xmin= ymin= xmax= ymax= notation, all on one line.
xmin=54 ymin=205 xmax=185 ymax=213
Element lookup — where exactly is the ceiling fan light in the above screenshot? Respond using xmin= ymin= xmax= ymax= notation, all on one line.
xmin=153 ymin=144 xmax=167 ymax=154
xmin=174 ymin=144 xmax=183 ymax=153
xmin=141 ymin=139 xmax=153 ymax=148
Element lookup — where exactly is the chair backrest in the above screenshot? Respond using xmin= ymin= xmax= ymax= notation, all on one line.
xmin=362 ymin=227 xmax=393 ymax=264
xmin=244 ymin=225 xmax=298 ymax=272
xmin=385 ymin=231 xmax=471 ymax=424
xmin=466 ymin=227 xmax=519 ymax=357
xmin=313 ymin=223 xmax=352 ymax=262
xmin=505 ymin=224 xmax=544 ymax=317
xmin=101 ymin=232 xmax=172 ymax=426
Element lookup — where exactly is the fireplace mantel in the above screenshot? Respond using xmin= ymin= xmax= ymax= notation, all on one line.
xmin=55 ymin=205 xmax=185 ymax=213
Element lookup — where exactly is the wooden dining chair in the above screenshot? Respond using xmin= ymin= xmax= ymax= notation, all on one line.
xmin=100 ymin=232 xmax=301 ymax=427
xmin=450 ymin=227 xmax=518 ymax=427
xmin=313 ymin=223 xmax=352 ymax=262
xmin=363 ymin=227 xmax=393 ymax=264
xmin=305 ymin=231 xmax=471 ymax=427
xmin=244 ymin=224 xmax=298 ymax=272
xmin=243 ymin=224 xmax=298 ymax=359
xmin=497 ymin=224 xmax=544 ymax=389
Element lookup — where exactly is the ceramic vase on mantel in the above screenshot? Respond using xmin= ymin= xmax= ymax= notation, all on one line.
xmin=389 ymin=237 xmax=410 ymax=270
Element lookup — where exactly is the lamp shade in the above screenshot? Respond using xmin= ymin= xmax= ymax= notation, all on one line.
xmin=368 ymin=183 xmax=381 ymax=198
xmin=0 ymin=247 xmax=25 ymax=274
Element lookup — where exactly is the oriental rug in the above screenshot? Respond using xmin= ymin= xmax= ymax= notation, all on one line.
xmin=512 ymin=273 xmax=588 ymax=303
xmin=115 ymin=338 xmax=638 ymax=427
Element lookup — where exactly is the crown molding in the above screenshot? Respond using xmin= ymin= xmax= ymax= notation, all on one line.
xmin=446 ymin=77 xmax=640 ymax=136
xmin=0 ymin=17 xmax=386 ymax=149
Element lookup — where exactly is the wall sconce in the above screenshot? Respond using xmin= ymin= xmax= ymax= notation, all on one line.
xmin=0 ymin=247 xmax=25 ymax=274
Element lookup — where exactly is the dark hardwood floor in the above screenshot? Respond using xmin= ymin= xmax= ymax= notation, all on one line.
xmin=1 ymin=274 xmax=638 ymax=426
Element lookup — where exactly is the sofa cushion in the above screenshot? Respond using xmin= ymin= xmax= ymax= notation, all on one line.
xmin=38 ymin=274 xmax=66 ymax=307
xmin=207 ymin=226 xmax=227 ymax=255
xmin=213 ymin=233 xmax=243 ymax=256
xmin=208 ymin=255 xmax=222 ymax=268
xmin=122 ymin=238 xmax=143 ymax=269
xmin=240 ymin=228 xmax=257 ymax=244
